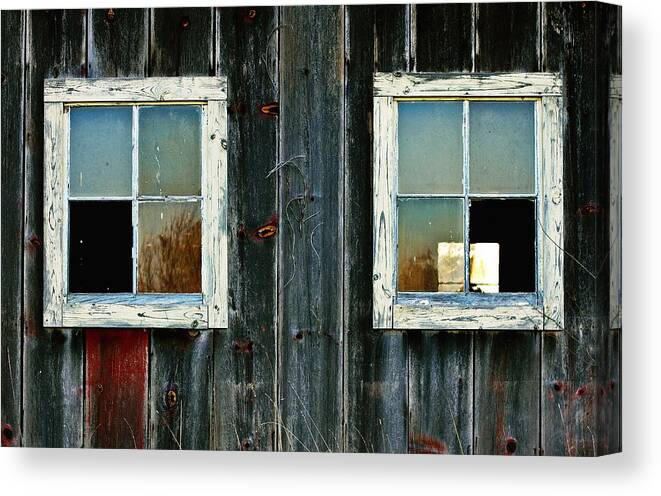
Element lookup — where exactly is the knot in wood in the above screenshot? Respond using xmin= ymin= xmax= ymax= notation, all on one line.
xmin=2 ymin=424 xmax=14 ymax=444
xmin=180 ymin=16 xmax=191 ymax=30
xmin=260 ymin=101 xmax=279 ymax=117
xmin=165 ymin=389 xmax=177 ymax=408
xmin=105 ymin=9 xmax=116 ymax=23
xmin=505 ymin=437 xmax=517 ymax=454
xmin=232 ymin=339 xmax=253 ymax=354
xmin=254 ymin=223 xmax=277 ymax=239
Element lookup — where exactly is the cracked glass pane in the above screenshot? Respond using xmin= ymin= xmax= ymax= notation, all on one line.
xmin=138 ymin=201 xmax=201 ymax=293
xmin=398 ymin=101 xmax=464 ymax=194
xmin=138 ymin=105 xmax=202 ymax=196
xmin=69 ymin=106 xmax=132 ymax=197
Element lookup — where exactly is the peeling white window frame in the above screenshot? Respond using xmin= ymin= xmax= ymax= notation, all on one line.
xmin=372 ymin=72 xmax=564 ymax=330
xmin=43 ymin=76 xmax=228 ymax=329
xmin=609 ymin=75 xmax=622 ymax=329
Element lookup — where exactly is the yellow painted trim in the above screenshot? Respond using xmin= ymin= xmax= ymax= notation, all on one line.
xmin=64 ymin=101 xmax=208 ymax=107
xmin=394 ymin=96 xmax=540 ymax=102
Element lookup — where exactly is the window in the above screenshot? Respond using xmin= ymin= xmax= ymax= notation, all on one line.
xmin=373 ymin=72 xmax=564 ymax=330
xmin=43 ymin=77 xmax=228 ymax=329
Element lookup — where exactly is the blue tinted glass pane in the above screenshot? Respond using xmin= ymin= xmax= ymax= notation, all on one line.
xmin=469 ymin=101 xmax=535 ymax=194
xmin=69 ymin=107 xmax=132 ymax=197
xmin=139 ymin=105 xmax=202 ymax=196
xmin=398 ymin=101 xmax=464 ymax=194
xmin=398 ymin=198 xmax=464 ymax=292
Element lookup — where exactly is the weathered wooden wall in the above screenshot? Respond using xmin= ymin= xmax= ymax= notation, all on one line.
xmin=0 ymin=2 xmax=621 ymax=454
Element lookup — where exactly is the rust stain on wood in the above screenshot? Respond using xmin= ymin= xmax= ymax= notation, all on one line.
xmin=409 ymin=434 xmax=448 ymax=454
xmin=240 ymin=214 xmax=279 ymax=243
xmin=259 ymin=101 xmax=279 ymax=117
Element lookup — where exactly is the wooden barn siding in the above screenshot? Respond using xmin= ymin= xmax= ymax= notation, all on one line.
xmin=0 ymin=2 xmax=621 ymax=455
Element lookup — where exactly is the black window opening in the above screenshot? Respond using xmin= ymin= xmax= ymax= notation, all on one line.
xmin=69 ymin=201 xmax=133 ymax=293
xmin=468 ymin=199 xmax=536 ymax=293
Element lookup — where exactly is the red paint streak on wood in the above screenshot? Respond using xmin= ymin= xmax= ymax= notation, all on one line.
xmin=493 ymin=380 xmax=507 ymax=455
xmin=85 ymin=330 xmax=148 ymax=449
xmin=2 ymin=423 xmax=17 ymax=447
xmin=408 ymin=434 xmax=448 ymax=454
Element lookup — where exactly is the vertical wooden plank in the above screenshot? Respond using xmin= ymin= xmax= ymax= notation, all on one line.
xmin=22 ymin=9 xmax=85 ymax=448
xmin=278 ymin=5 xmax=344 ymax=452
xmin=88 ymin=8 xmax=148 ymax=77
xmin=375 ymin=5 xmax=409 ymax=72
xmin=409 ymin=332 xmax=472 ymax=454
xmin=542 ymin=2 xmax=618 ymax=456
xmin=85 ymin=330 xmax=148 ymax=448
xmin=84 ymin=8 xmax=150 ymax=449
xmin=148 ymin=7 xmax=214 ymax=450
xmin=1 ymin=9 xmax=25 ymax=447
xmin=415 ymin=3 xmax=472 ymax=72
xmin=406 ymin=3 xmax=476 ymax=456
xmin=345 ymin=4 xmax=409 ymax=453
xmin=475 ymin=332 xmax=540 ymax=455
xmin=476 ymin=2 xmax=540 ymax=72
xmin=473 ymin=1 xmax=541 ymax=456
xmin=213 ymin=6 xmax=278 ymax=451
xmin=595 ymin=2 xmax=621 ymax=455
xmin=150 ymin=7 xmax=214 ymax=77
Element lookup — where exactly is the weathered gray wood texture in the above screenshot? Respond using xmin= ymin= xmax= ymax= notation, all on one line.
xmin=1 ymin=9 xmax=25 ymax=448
xmin=84 ymin=8 xmax=149 ymax=450
xmin=148 ymin=7 xmax=215 ymax=450
xmin=1 ymin=3 xmax=621 ymax=455
xmin=213 ymin=6 xmax=278 ymax=451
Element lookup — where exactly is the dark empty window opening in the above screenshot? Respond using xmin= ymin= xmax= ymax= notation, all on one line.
xmin=469 ymin=200 xmax=536 ymax=293
xmin=69 ymin=201 xmax=133 ymax=293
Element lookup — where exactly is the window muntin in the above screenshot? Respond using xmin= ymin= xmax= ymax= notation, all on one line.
xmin=396 ymin=99 xmax=538 ymax=298
xmin=67 ymin=103 xmax=205 ymax=296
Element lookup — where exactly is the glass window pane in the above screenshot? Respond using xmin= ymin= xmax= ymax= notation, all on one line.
xmin=138 ymin=201 xmax=201 ymax=293
xmin=398 ymin=101 xmax=463 ymax=194
xmin=469 ymin=101 xmax=535 ymax=194
xmin=69 ymin=107 xmax=132 ymax=197
xmin=397 ymin=198 xmax=464 ymax=292
xmin=469 ymin=199 xmax=535 ymax=293
xmin=139 ymin=105 xmax=202 ymax=196
xmin=69 ymin=200 xmax=133 ymax=292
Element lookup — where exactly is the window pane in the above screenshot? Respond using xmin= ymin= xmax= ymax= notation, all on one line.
xmin=469 ymin=101 xmax=535 ymax=194
xmin=398 ymin=198 xmax=464 ymax=292
xmin=469 ymin=199 xmax=535 ymax=292
xmin=69 ymin=201 xmax=132 ymax=292
xmin=138 ymin=105 xmax=202 ymax=196
xmin=398 ymin=101 xmax=463 ymax=194
xmin=69 ymin=107 xmax=132 ymax=197
xmin=138 ymin=201 xmax=201 ymax=293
